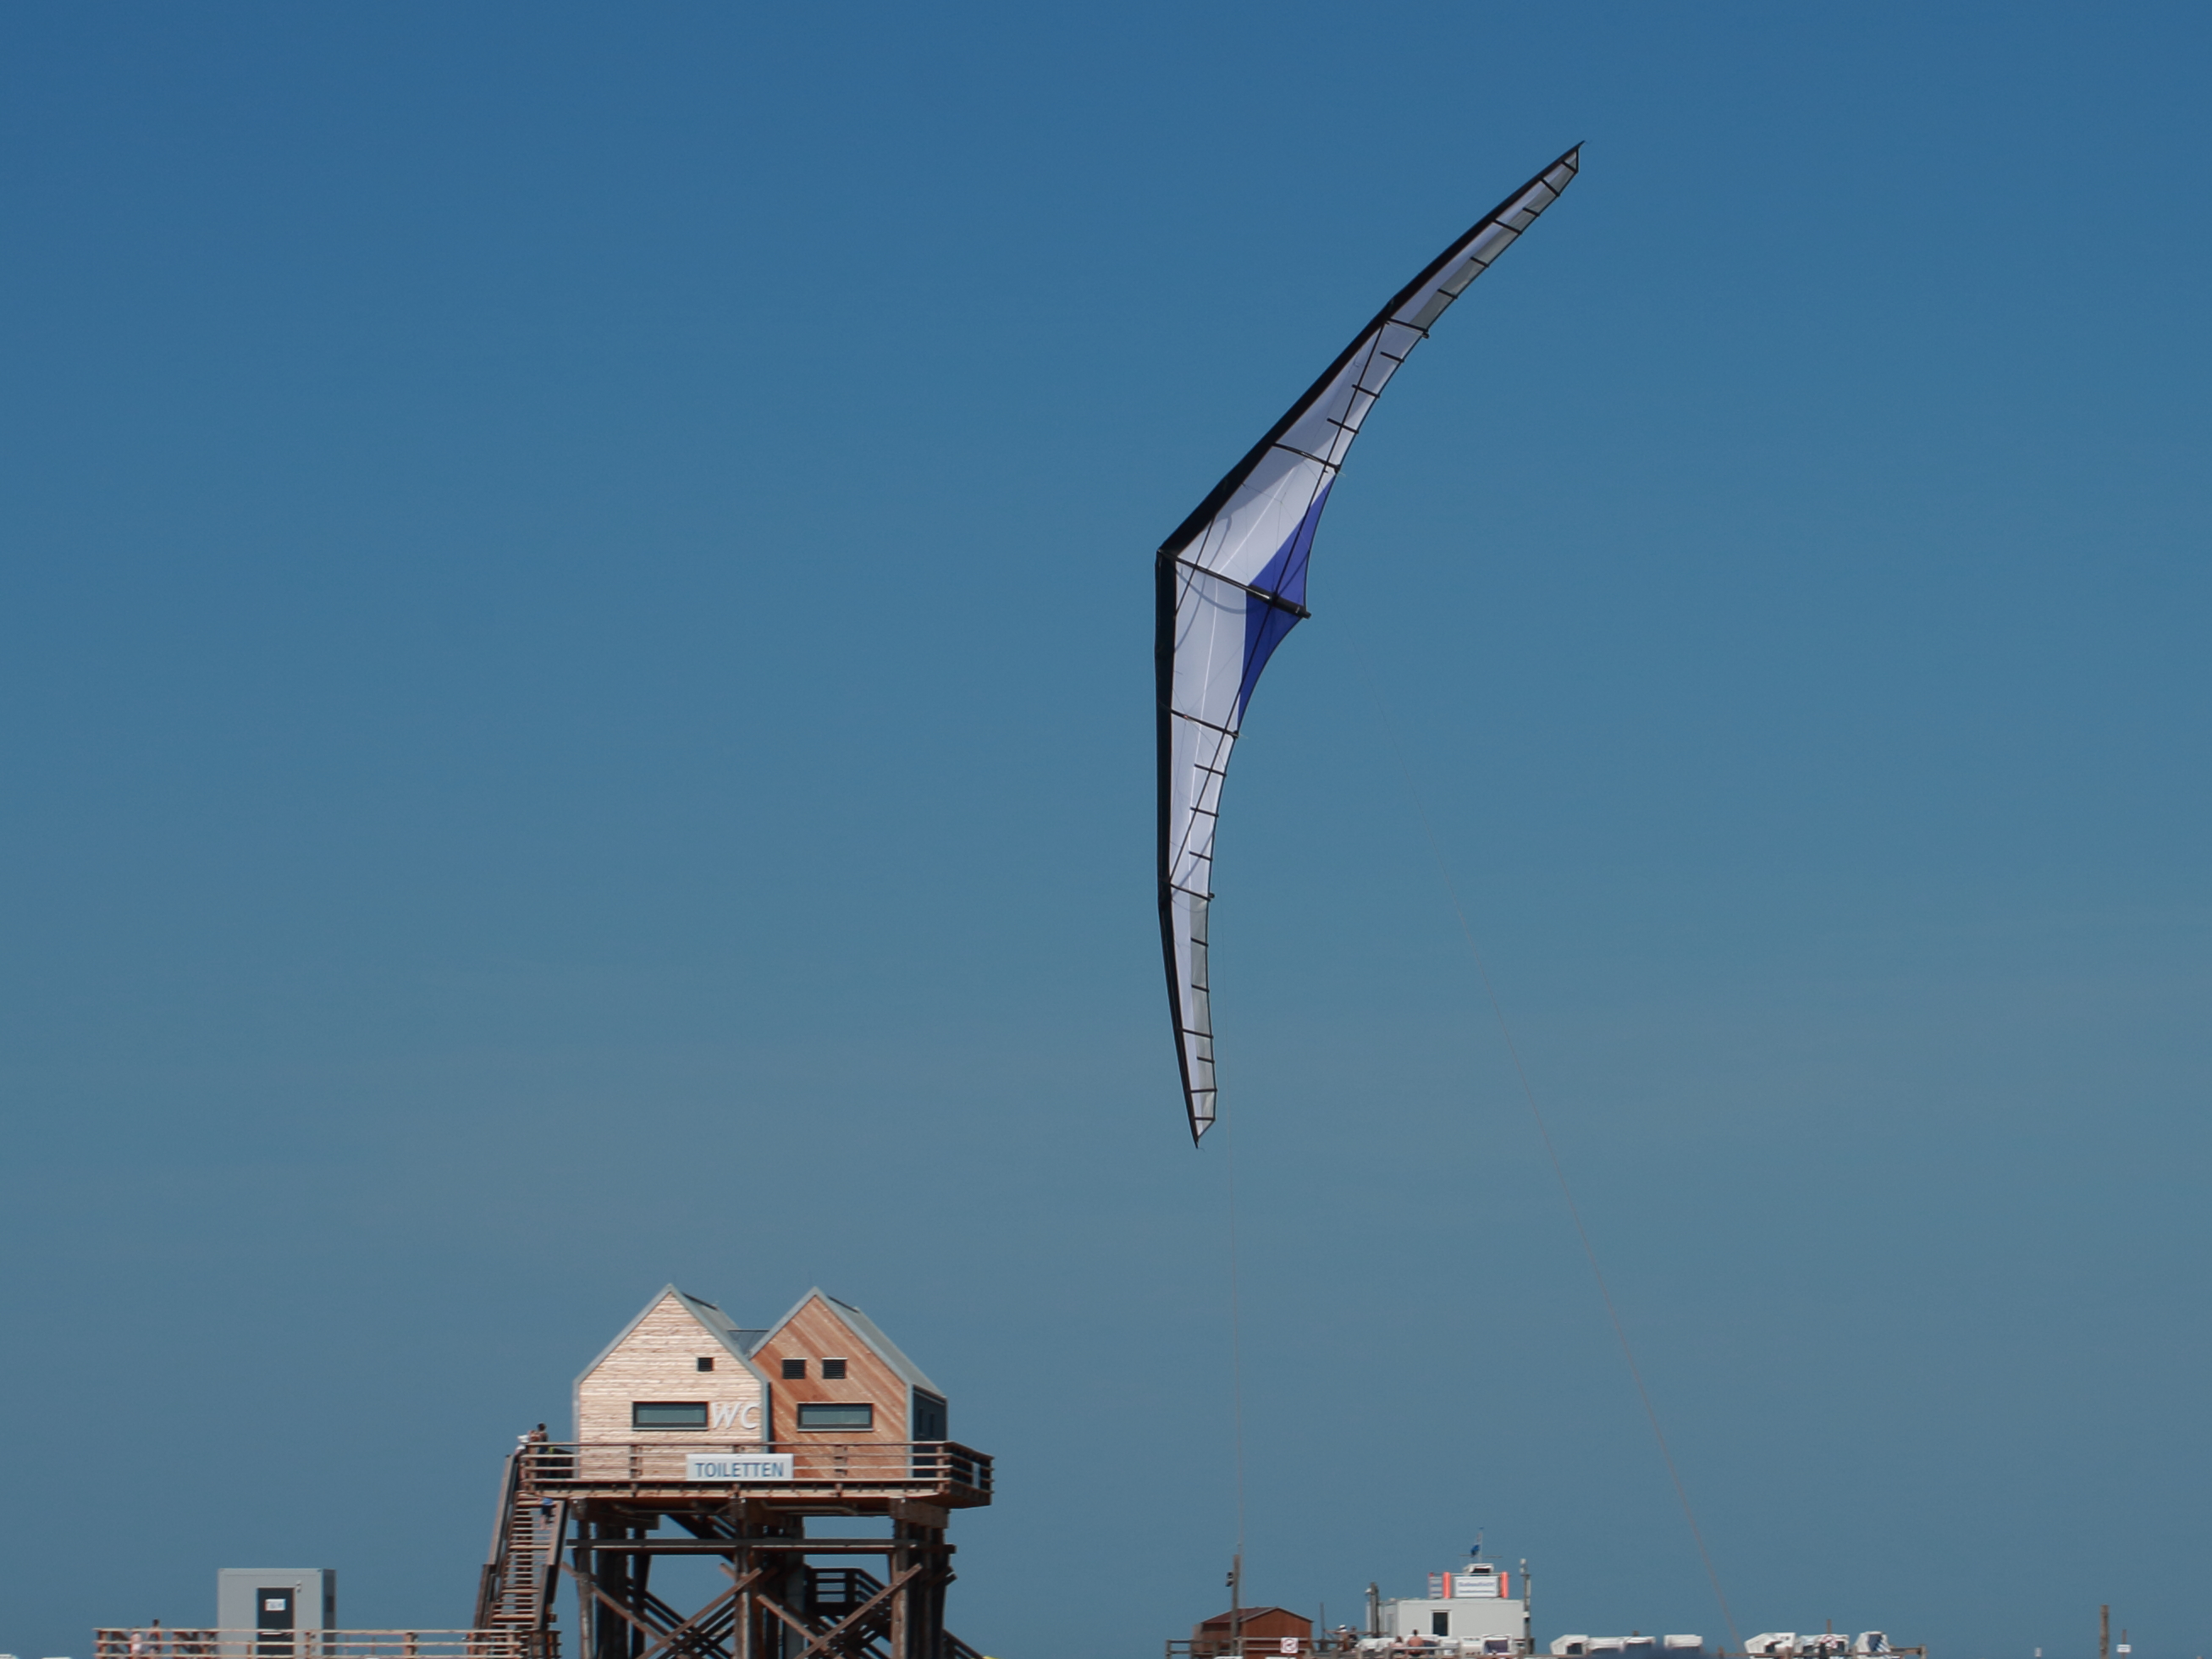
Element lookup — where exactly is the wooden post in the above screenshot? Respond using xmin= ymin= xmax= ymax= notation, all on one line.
xmin=733 ymin=1533 xmax=754 ymax=1659
xmin=888 ymin=1524 xmax=911 ymax=1659
xmin=2099 ymin=1605 xmax=2110 ymax=1659
xmin=572 ymin=1529 xmax=594 ymax=1659
xmin=926 ymin=1529 xmax=949 ymax=1659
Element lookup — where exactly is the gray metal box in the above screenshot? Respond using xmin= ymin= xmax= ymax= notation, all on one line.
xmin=216 ymin=1569 xmax=336 ymax=1659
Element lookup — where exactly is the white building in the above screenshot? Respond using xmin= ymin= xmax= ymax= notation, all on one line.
xmin=1374 ymin=1560 xmax=1531 ymax=1652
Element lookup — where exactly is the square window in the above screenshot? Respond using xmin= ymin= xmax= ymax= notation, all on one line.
xmin=696 ymin=1356 xmax=715 ymax=1372
xmin=820 ymin=1359 xmax=847 ymax=1380
xmin=796 ymin=1402 xmax=874 ymax=1430
xmin=632 ymin=1402 xmax=709 ymax=1429
xmin=1432 ymin=1616 xmax=1450 ymax=1639
xmin=781 ymin=1359 xmax=807 ymax=1380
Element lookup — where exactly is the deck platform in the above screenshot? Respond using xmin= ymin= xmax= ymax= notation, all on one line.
xmin=477 ymin=1439 xmax=992 ymax=1659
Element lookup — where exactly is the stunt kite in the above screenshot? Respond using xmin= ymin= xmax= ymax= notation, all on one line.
xmin=1155 ymin=146 xmax=1580 ymax=1142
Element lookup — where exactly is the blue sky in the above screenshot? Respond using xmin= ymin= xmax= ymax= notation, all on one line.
xmin=3 ymin=5 xmax=2208 ymax=1659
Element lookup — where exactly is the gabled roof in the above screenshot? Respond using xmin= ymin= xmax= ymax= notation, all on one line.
xmin=574 ymin=1284 xmax=775 ymax=1390
xmin=761 ymin=1287 xmax=942 ymax=1397
xmin=1198 ymin=1610 xmax=1311 ymax=1631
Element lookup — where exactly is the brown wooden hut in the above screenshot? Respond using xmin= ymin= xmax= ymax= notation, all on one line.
xmin=1194 ymin=1608 xmax=1315 ymax=1656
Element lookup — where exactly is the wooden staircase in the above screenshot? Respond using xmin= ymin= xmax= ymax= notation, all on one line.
xmin=804 ymin=1568 xmax=984 ymax=1659
xmin=474 ymin=1447 xmax=564 ymax=1659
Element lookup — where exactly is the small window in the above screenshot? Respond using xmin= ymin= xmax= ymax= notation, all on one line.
xmin=796 ymin=1402 xmax=874 ymax=1430
xmin=632 ymin=1401 xmax=709 ymax=1429
xmin=696 ymin=1356 xmax=715 ymax=1372
xmin=1432 ymin=1616 xmax=1451 ymax=1639
xmin=781 ymin=1358 xmax=807 ymax=1380
xmin=820 ymin=1359 xmax=847 ymax=1380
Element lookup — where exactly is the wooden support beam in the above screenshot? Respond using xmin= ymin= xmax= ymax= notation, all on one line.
xmin=791 ymin=1568 xmax=918 ymax=1659
xmin=628 ymin=1569 xmax=764 ymax=1659
xmin=752 ymin=1596 xmax=816 ymax=1645
xmin=573 ymin=1541 xmax=596 ymax=1659
xmin=562 ymin=1563 xmax=667 ymax=1647
xmin=753 ymin=1571 xmax=919 ymax=1659
xmin=889 ymin=1531 xmax=908 ymax=1659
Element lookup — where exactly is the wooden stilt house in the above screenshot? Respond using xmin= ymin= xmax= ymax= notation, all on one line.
xmin=476 ymin=1283 xmax=991 ymax=1659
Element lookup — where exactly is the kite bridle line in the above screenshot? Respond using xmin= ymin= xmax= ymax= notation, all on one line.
xmin=1352 ymin=654 xmax=1742 ymax=1654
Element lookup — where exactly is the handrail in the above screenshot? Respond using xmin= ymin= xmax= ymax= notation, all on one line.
xmin=95 ymin=1633 xmax=533 ymax=1659
xmin=474 ymin=1449 xmax=525 ymax=1629
xmin=516 ymin=1440 xmax=992 ymax=1496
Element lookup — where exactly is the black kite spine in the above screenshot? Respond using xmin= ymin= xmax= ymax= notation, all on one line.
xmin=1153 ymin=143 xmax=1580 ymax=560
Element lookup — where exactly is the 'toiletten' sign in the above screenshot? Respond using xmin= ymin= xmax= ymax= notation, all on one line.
xmin=685 ymin=1452 xmax=794 ymax=1481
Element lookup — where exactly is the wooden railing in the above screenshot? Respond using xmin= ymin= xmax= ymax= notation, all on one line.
xmin=1167 ymin=1642 xmax=1447 ymax=1659
xmin=94 ymin=1633 xmax=534 ymax=1659
xmin=518 ymin=1440 xmax=991 ymax=1496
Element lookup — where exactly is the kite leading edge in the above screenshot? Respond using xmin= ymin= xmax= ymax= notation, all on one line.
xmin=1155 ymin=146 xmax=1581 ymax=1144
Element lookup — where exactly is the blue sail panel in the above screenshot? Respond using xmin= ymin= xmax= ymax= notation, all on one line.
xmin=1235 ymin=600 xmax=1302 ymax=725
xmin=1232 ymin=479 xmax=1330 ymax=720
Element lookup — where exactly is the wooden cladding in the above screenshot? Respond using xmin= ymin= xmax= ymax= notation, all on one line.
xmin=575 ymin=1292 xmax=766 ymax=1443
xmin=575 ymin=1286 xmax=948 ymax=1451
xmin=751 ymin=1293 xmax=910 ymax=1443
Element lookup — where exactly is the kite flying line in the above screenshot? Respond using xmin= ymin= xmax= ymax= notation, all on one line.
xmin=1222 ymin=1094 xmax=1249 ymax=1621
xmin=1354 ymin=657 xmax=1742 ymax=1653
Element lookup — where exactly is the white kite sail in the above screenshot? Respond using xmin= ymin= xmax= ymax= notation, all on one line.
xmin=1156 ymin=146 xmax=1580 ymax=1142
